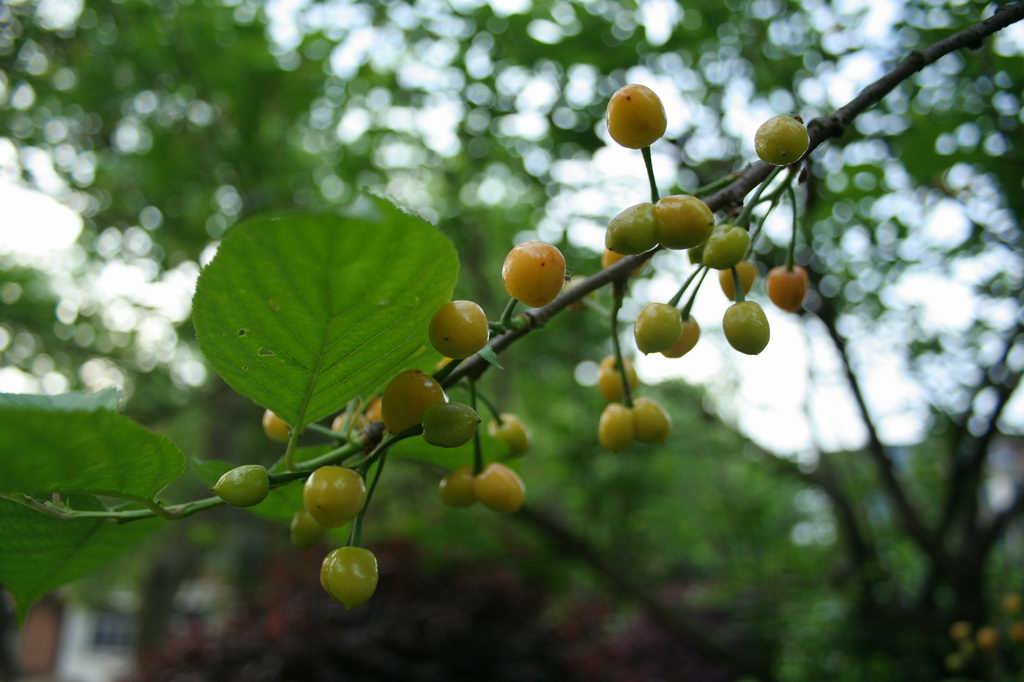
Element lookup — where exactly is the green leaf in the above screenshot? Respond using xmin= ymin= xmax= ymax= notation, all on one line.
xmin=0 ymin=498 xmax=163 ymax=621
xmin=476 ymin=346 xmax=504 ymax=369
xmin=192 ymin=199 xmax=459 ymax=429
xmin=0 ymin=407 xmax=186 ymax=500
xmin=0 ymin=389 xmax=118 ymax=412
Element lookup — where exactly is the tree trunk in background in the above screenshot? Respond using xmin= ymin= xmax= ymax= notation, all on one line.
xmin=134 ymin=530 xmax=199 ymax=663
xmin=0 ymin=592 xmax=16 ymax=682
xmin=135 ymin=385 xmax=243 ymax=664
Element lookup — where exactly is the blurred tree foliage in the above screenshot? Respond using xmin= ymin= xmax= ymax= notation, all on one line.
xmin=1 ymin=0 xmax=1022 ymax=680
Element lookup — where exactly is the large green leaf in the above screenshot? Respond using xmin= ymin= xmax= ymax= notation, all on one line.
xmin=0 ymin=389 xmax=118 ymax=412
xmin=0 ymin=499 xmax=163 ymax=621
xmin=192 ymin=198 xmax=459 ymax=428
xmin=0 ymin=407 xmax=185 ymax=500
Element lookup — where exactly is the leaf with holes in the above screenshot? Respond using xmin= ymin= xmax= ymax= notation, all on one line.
xmin=193 ymin=198 xmax=458 ymax=428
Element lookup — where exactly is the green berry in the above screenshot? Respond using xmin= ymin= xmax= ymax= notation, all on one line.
xmin=633 ymin=302 xmax=683 ymax=355
xmin=754 ymin=114 xmax=809 ymax=166
xmin=722 ymin=301 xmax=771 ymax=355
xmin=605 ymin=203 xmax=658 ymax=255
xmin=321 ymin=546 xmax=378 ymax=609
xmin=421 ymin=402 xmax=481 ymax=448
xmin=701 ymin=226 xmax=750 ymax=270
xmin=687 ymin=242 xmax=706 ymax=266
xmin=212 ymin=464 xmax=269 ymax=507
xmin=289 ymin=509 xmax=326 ymax=548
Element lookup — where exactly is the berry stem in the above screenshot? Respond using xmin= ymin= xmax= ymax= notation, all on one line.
xmin=469 ymin=380 xmax=484 ymax=474
xmin=305 ymin=422 xmax=345 ymax=440
xmin=680 ymin=268 xmax=709 ymax=320
xmin=641 ymin=146 xmax=659 ymax=204
xmin=499 ymin=297 xmax=519 ymax=327
xmin=693 ymin=172 xmax=741 ymax=198
xmin=455 ymin=383 xmax=502 ymax=425
xmin=610 ymin=281 xmax=634 ymax=408
xmin=735 ymin=166 xmax=784 ymax=228
xmin=668 ymin=266 xmax=706 ymax=307
xmin=786 ymin=185 xmax=799 ymax=271
xmin=283 ymin=423 xmax=302 ymax=471
xmin=745 ymin=196 xmax=781 ymax=257
xmin=433 ymin=357 xmax=463 ymax=382
xmin=731 ymin=266 xmax=745 ymax=303
xmin=350 ymin=446 xmax=390 ymax=548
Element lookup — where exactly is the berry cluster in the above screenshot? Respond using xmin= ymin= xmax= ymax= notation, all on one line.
xmin=944 ymin=592 xmax=1024 ymax=673
xmin=604 ymin=84 xmax=812 ymax=367
xmin=209 ymin=82 xmax=821 ymax=608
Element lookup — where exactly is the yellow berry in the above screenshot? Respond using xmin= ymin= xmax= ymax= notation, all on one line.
xmin=381 ymin=369 xmax=446 ymax=433
xmin=1001 ymin=592 xmax=1022 ymax=614
xmin=631 ymin=396 xmax=672 ymax=444
xmin=653 ymin=195 xmax=714 ymax=250
xmin=439 ymin=465 xmax=477 ymax=508
xmin=429 ymin=300 xmax=489 ymax=359
xmin=302 ymin=465 xmax=367 ymax=528
xmin=321 ymin=546 xmax=378 ymax=609
xmin=606 ymin=84 xmax=667 ymax=149
xmin=1009 ymin=621 xmax=1024 ymax=644
xmin=949 ymin=621 xmax=972 ymax=641
xmin=473 ymin=463 xmax=526 ymax=513
xmin=597 ymin=355 xmax=639 ymax=402
xmin=262 ymin=409 xmax=290 ymax=443
xmin=719 ymin=261 xmax=758 ymax=301
xmin=602 ymin=248 xmax=646 ymax=277
xmin=754 ymin=114 xmax=810 ymax=166
xmin=487 ymin=413 xmax=531 ymax=456
xmin=332 ymin=410 xmax=368 ymax=435
xmin=598 ymin=403 xmax=634 ymax=452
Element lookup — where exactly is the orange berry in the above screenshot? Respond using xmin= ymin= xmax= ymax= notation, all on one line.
xmin=766 ymin=265 xmax=809 ymax=313
xmin=502 ymin=241 xmax=566 ymax=308
xmin=662 ymin=317 xmax=700 ymax=358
